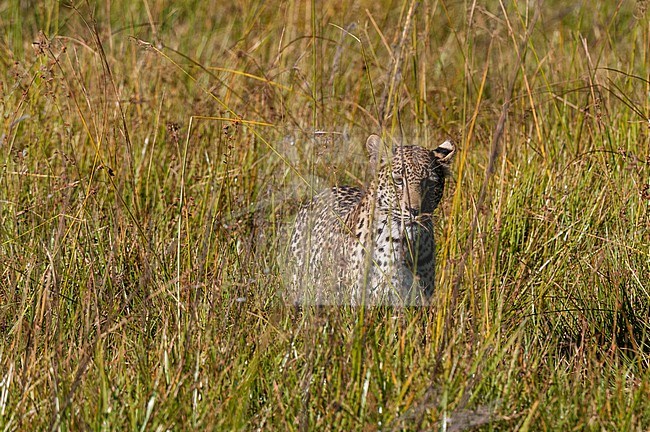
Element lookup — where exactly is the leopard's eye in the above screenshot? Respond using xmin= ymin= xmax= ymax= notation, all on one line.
xmin=421 ymin=175 xmax=436 ymax=189
xmin=393 ymin=175 xmax=404 ymax=186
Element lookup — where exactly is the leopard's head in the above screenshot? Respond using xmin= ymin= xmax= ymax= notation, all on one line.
xmin=366 ymin=134 xmax=456 ymax=224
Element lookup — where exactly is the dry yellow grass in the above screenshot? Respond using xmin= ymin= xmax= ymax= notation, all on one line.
xmin=1 ymin=0 xmax=649 ymax=429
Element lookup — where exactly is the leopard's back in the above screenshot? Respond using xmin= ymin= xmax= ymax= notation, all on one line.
xmin=287 ymin=186 xmax=365 ymax=304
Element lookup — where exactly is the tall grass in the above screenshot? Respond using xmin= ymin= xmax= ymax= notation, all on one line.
xmin=1 ymin=0 xmax=649 ymax=430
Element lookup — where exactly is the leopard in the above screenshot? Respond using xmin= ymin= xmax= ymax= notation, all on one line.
xmin=285 ymin=134 xmax=456 ymax=306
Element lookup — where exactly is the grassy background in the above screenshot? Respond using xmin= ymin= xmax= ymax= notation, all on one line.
xmin=1 ymin=0 xmax=649 ymax=430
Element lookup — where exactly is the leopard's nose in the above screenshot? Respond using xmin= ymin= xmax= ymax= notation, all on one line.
xmin=406 ymin=207 xmax=419 ymax=217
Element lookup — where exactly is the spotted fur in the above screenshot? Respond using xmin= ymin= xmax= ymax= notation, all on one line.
xmin=287 ymin=134 xmax=455 ymax=306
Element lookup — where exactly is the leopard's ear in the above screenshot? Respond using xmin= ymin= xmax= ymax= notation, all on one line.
xmin=432 ymin=140 xmax=456 ymax=164
xmin=366 ymin=134 xmax=388 ymax=169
